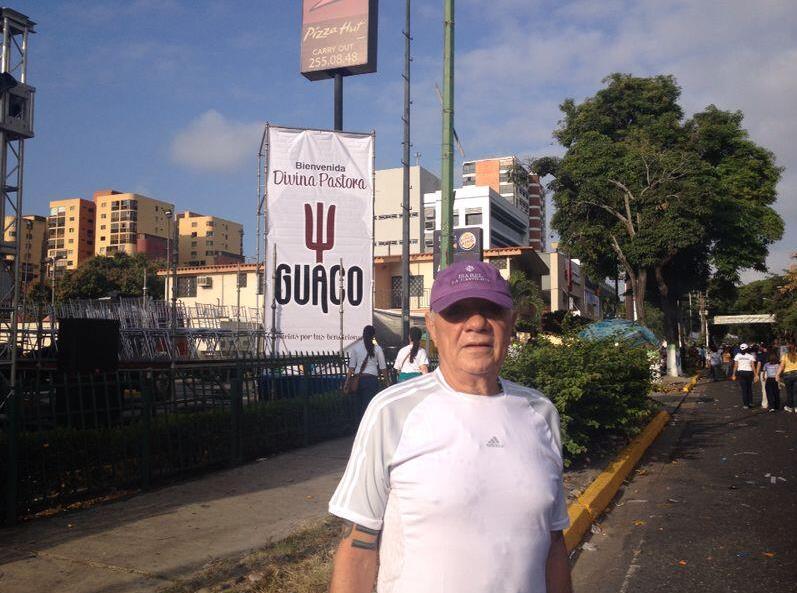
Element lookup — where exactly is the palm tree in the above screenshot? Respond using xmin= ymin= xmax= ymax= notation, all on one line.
xmin=507 ymin=270 xmax=544 ymax=334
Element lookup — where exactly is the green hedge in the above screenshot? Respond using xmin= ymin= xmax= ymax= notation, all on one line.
xmin=502 ymin=337 xmax=654 ymax=460
xmin=1 ymin=390 xmax=358 ymax=519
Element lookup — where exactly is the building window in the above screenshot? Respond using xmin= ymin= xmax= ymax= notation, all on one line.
xmin=257 ymin=271 xmax=264 ymax=294
xmin=462 ymin=162 xmax=475 ymax=174
xmin=424 ymin=207 xmax=436 ymax=231
xmin=237 ymin=272 xmax=247 ymax=288
xmin=100 ymin=225 xmax=106 ymax=230
xmin=390 ymin=275 xmax=425 ymax=308
xmin=191 ymin=241 xmax=197 ymax=247
xmin=101 ymin=213 xmax=107 ymax=219
xmin=462 ymin=178 xmax=475 ymax=186
xmin=465 ymin=208 xmax=482 ymax=225
xmin=191 ymin=222 xmax=197 ymax=227
xmin=176 ymin=276 xmax=197 ymax=298
xmin=191 ymin=232 xmax=197 ymax=237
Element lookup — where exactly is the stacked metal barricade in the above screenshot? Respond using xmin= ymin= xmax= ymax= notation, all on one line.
xmin=50 ymin=298 xmax=267 ymax=361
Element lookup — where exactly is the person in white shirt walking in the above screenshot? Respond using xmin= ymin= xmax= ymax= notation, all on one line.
xmin=732 ymin=343 xmax=760 ymax=409
xmin=328 ymin=261 xmax=572 ymax=593
xmin=346 ymin=325 xmax=387 ymax=416
xmin=393 ymin=327 xmax=430 ymax=382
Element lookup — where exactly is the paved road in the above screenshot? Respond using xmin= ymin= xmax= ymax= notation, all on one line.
xmin=572 ymin=378 xmax=797 ymax=593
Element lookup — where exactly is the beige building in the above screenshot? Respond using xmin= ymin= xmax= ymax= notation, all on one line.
xmin=94 ymin=189 xmax=174 ymax=259
xmin=47 ymin=197 xmax=96 ymax=277
xmin=177 ymin=211 xmax=243 ymax=267
xmin=540 ymin=244 xmax=610 ymax=320
xmin=159 ymin=262 xmax=262 ymax=310
xmin=4 ymin=214 xmax=47 ymax=287
xmin=374 ymin=166 xmax=440 ymax=257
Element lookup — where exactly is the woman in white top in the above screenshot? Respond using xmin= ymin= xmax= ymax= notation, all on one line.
xmin=347 ymin=325 xmax=387 ymax=415
xmin=394 ymin=326 xmax=430 ymax=382
xmin=732 ymin=343 xmax=760 ymax=409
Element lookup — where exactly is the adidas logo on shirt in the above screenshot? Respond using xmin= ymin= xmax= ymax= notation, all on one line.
xmin=486 ymin=436 xmax=503 ymax=448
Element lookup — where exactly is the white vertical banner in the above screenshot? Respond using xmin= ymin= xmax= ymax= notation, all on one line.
xmin=265 ymin=126 xmax=374 ymax=353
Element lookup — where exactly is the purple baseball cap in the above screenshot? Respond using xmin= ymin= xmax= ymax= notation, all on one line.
xmin=430 ymin=260 xmax=513 ymax=313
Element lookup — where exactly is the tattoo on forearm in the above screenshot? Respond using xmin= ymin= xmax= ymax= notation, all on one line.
xmin=351 ymin=539 xmax=378 ymax=550
xmin=342 ymin=521 xmax=381 ymax=551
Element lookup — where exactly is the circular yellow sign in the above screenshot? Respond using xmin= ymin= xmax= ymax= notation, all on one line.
xmin=458 ymin=231 xmax=477 ymax=251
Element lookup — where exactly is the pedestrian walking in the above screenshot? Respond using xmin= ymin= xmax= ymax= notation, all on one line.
xmin=346 ymin=325 xmax=387 ymax=417
xmin=777 ymin=343 xmax=797 ymax=413
xmin=756 ymin=344 xmax=769 ymax=408
xmin=732 ymin=343 xmax=759 ymax=409
xmin=327 ymin=261 xmax=572 ymax=593
xmin=708 ymin=346 xmax=722 ymax=381
xmin=722 ymin=346 xmax=733 ymax=378
xmin=393 ymin=326 xmax=430 ymax=382
xmin=763 ymin=352 xmax=781 ymax=412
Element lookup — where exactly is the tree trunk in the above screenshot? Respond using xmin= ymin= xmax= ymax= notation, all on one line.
xmin=654 ymin=264 xmax=681 ymax=376
xmin=634 ymin=269 xmax=647 ymax=324
xmin=624 ymin=269 xmax=647 ymax=323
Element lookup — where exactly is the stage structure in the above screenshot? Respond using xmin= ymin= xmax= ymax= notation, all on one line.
xmin=261 ymin=125 xmax=374 ymax=354
xmin=0 ymin=8 xmax=35 ymax=392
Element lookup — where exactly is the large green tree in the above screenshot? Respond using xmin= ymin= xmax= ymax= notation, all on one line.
xmin=536 ymin=74 xmax=783 ymax=354
xmin=56 ymin=253 xmax=164 ymax=301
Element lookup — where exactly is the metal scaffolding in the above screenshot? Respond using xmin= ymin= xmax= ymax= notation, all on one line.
xmin=51 ymin=298 xmax=267 ymax=361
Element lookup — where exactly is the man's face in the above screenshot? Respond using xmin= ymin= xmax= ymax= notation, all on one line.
xmin=426 ymin=297 xmax=517 ymax=380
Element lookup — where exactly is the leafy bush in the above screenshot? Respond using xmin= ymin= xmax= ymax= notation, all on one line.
xmin=502 ymin=337 xmax=654 ymax=460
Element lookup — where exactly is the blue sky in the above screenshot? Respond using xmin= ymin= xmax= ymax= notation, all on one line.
xmin=18 ymin=0 xmax=797 ymax=279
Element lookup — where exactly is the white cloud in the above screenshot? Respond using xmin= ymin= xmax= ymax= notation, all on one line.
xmin=170 ymin=110 xmax=263 ymax=173
xmin=436 ymin=0 xmax=797 ymax=277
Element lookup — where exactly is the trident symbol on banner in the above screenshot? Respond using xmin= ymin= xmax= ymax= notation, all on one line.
xmin=304 ymin=202 xmax=336 ymax=263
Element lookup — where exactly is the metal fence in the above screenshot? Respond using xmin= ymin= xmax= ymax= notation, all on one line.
xmin=0 ymin=352 xmax=363 ymax=524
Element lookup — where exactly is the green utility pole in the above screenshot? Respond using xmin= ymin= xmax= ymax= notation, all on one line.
xmin=439 ymin=0 xmax=455 ymax=270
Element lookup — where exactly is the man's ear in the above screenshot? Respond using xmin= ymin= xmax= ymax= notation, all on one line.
xmin=425 ymin=311 xmax=437 ymax=344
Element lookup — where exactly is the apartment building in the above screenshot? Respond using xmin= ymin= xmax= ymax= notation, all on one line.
xmin=462 ymin=156 xmax=547 ymax=251
xmin=47 ymin=198 xmax=96 ymax=277
xmin=423 ymin=185 xmax=529 ymax=250
xmin=177 ymin=211 xmax=243 ymax=267
xmin=4 ymin=214 xmax=47 ymax=286
xmin=374 ymin=166 xmax=440 ymax=256
xmin=93 ymin=190 xmax=174 ymax=259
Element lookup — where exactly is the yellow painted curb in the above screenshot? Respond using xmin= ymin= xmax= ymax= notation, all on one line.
xmin=681 ymin=373 xmax=699 ymax=393
xmin=563 ymin=409 xmax=671 ymax=551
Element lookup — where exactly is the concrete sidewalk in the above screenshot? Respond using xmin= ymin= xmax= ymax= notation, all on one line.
xmin=0 ymin=437 xmax=354 ymax=593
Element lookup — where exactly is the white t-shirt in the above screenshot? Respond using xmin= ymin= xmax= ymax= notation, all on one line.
xmin=734 ymin=352 xmax=758 ymax=372
xmin=394 ymin=345 xmax=430 ymax=374
xmin=709 ymin=351 xmax=722 ymax=366
xmin=348 ymin=340 xmax=386 ymax=376
xmin=329 ymin=369 xmax=569 ymax=593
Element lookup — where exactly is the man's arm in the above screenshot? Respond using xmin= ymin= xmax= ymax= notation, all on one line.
xmin=328 ymin=522 xmax=380 ymax=593
xmin=546 ymin=530 xmax=573 ymax=593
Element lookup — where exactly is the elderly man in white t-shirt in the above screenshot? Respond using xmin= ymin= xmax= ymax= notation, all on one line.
xmin=328 ymin=261 xmax=572 ymax=593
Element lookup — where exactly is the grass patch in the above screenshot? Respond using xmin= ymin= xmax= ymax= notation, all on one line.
xmin=160 ymin=516 xmax=344 ymax=593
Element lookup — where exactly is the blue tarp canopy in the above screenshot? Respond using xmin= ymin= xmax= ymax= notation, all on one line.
xmin=578 ymin=318 xmax=660 ymax=348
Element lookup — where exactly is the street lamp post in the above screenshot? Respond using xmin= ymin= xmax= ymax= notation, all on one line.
xmin=164 ymin=210 xmax=178 ymax=359
xmin=47 ymin=254 xmax=65 ymax=311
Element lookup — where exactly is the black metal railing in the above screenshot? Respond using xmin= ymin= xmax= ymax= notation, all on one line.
xmin=0 ymin=352 xmax=361 ymax=524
